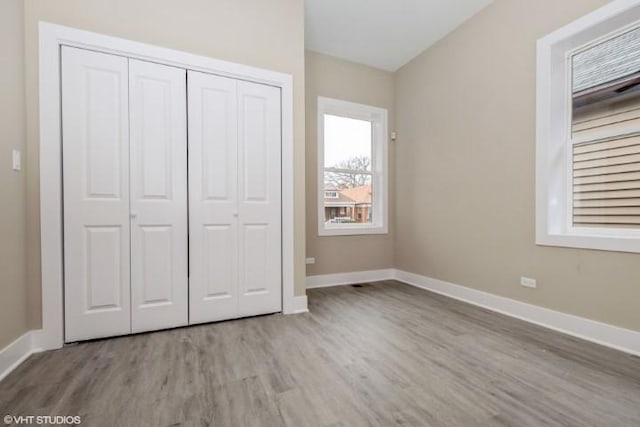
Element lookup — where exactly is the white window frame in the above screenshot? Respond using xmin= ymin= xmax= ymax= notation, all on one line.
xmin=317 ymin=97 xmax=388 ymax=236
xmin=536 ymin=0 xmax=640 ymax=253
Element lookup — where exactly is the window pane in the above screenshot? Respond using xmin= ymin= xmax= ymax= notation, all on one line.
xmin=323 ymin=172 xmax=373 ymax=225
xmin=323 ymin=169 xmax=371 ymax=190
xmin=571 ymin=27 xmax=640 ymax=229
xmin=571 ymin=27 xmax=640 ymax=131
xmin=324 ymin=114 xmax=372 ymax=171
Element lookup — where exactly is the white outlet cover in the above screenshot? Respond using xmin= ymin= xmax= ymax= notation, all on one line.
xmin=520 ymin=277 xmax=537 ymax=288
xmin=305 ymin=257 xmax=316 ymax=265
xmin=12 ymin=150 xmax=21 ymax=171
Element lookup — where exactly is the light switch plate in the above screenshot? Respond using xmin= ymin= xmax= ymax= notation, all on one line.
xmin=305 ymin=257 xmax=316 ymax=265
xmin=12 ymin=150 xmax=21 ymax=171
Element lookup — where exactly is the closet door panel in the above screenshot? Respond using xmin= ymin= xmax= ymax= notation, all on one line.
xmin=62 ymin=47 xmax=131 ymax=342
xmin=203 ymin=224 xmax=236 ymax=299
xmin=129 ymin=59 xmax=188 ymax=333
xmin=188 ymin=71 xmax=239 ymax=324
xmin=84 ymin=227 xmax=124 ymax=308
xmin=237 ymin=81 xmax=282 ymax=316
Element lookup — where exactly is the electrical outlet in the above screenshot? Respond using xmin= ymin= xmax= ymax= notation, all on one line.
xmin=12 ymin=150 xmax=21 ymax=171
xmin=305 ymin=257 xmax=315 ymax=265
xmin=520 ymin=277 xmax=537 ymax=289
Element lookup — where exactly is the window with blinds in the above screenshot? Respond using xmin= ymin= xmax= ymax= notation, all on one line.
xmin=571 ymin=26 xmax=640 ymax=229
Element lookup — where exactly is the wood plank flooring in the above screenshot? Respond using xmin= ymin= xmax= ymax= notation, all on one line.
xmin=1 ymin=280 xmax=639 ymax=426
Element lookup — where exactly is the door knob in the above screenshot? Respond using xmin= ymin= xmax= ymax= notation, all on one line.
xmin=130 ymin=212 xmax=138 ymax=218
xmin=233 ymin=213 xmax=239 ymax=218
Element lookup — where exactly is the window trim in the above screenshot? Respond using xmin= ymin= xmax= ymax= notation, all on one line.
xmin=536 ymin=0 xmax=640 ymax=253
xmin=317 ymin=96 xmax=388 ymax=236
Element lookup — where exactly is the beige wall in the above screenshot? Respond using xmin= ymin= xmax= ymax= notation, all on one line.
xmin=305 ymin=51 xmax=395 ymax=276
xmin=0 ymin=0 xmax=29 ymax=348
xmin=8 ymin=0 xmax=638 ymax=343
xmin=23 ymin=0 xmax=307 ymax=329
xmin=395 ymin=0 xmax=640 ymax=331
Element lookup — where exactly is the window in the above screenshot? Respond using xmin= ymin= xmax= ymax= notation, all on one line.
xmin=317 ymin=97 xmax=388 ymax=236
xmin=571 ymin=27 xmax=640 ymax=229
xmin=536 ymin=0 xmax=640 ymax=253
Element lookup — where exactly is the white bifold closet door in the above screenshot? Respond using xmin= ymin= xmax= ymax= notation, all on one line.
xmin=128 ymin=59 xmax=188 ymax=334
xmin=188 ymin=71 xmax=282 ymax=324
xmin=62 ymin=47 xmax=131 ymax=342
xmin=62 ymin=47 xmax=188 ymax=342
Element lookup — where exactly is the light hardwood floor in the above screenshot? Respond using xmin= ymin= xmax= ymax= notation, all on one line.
xmin=1 ymin=281 xmax=639 ymax=426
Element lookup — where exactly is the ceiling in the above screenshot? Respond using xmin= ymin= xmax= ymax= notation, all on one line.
xmin=305 ymin=0 xmax=493 ymax=71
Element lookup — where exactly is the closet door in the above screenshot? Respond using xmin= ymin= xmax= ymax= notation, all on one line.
xmin=188 ymin=71 xmax=282 ymax=324
xmin=236 ymin=81 xmax=282 ymax=316
xmin=129 ymin=59 xmax=188 ymax=333
xmin=62 ymin=47 xmax=131 ymax=342
xmin=188 ymin=71 xmax=240 ymax=324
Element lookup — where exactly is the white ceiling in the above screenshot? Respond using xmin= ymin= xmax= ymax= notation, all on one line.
xmin=305 ymin=0 xmax=493 ymax=71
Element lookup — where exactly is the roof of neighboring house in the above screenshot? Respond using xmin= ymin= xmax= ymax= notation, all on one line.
xmin=324 ymin=185 xmax=372 ymax=206
xmin=324 ymin=190 xmax=357 ymax=205
xmin=572 ymin=26 xmax=640 ymax=93
xmin=324 ymin=185 xmax=371 ymax=206
xmin=341 ymin=185 xmax=372 ymax=204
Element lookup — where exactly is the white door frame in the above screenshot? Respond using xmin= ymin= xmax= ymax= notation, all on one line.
xmin=38 ymin=22 xmax=297 ymax=350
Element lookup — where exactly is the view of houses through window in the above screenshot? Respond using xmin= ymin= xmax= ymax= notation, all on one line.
xmin=322 ymin=114 xmax=373 ymax=225
xmin=571 ymin=26 xmax=640 ymax=229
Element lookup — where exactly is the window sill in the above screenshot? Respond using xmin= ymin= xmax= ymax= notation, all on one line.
xmin=536 ymin=231 xmax=640 ymax=254
xmin=319 ymin=225 xmax=388 ymax=237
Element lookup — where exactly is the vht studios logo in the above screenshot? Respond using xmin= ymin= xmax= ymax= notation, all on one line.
xmin=4 ymin=415 xmax=82 ymax=425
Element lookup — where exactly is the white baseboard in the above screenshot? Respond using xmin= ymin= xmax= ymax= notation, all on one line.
xmin=306 ymin=269 xmax=395 ymax=289
xmin=0 ymin=331 xmax=42 ymax=382
xmin=394 ymin=269 xmax=640 ymax=357
xmin=290 ymin=295 xmax=309 ymax=314
xmin=5 ymin=268 xmax=638 ymax=380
